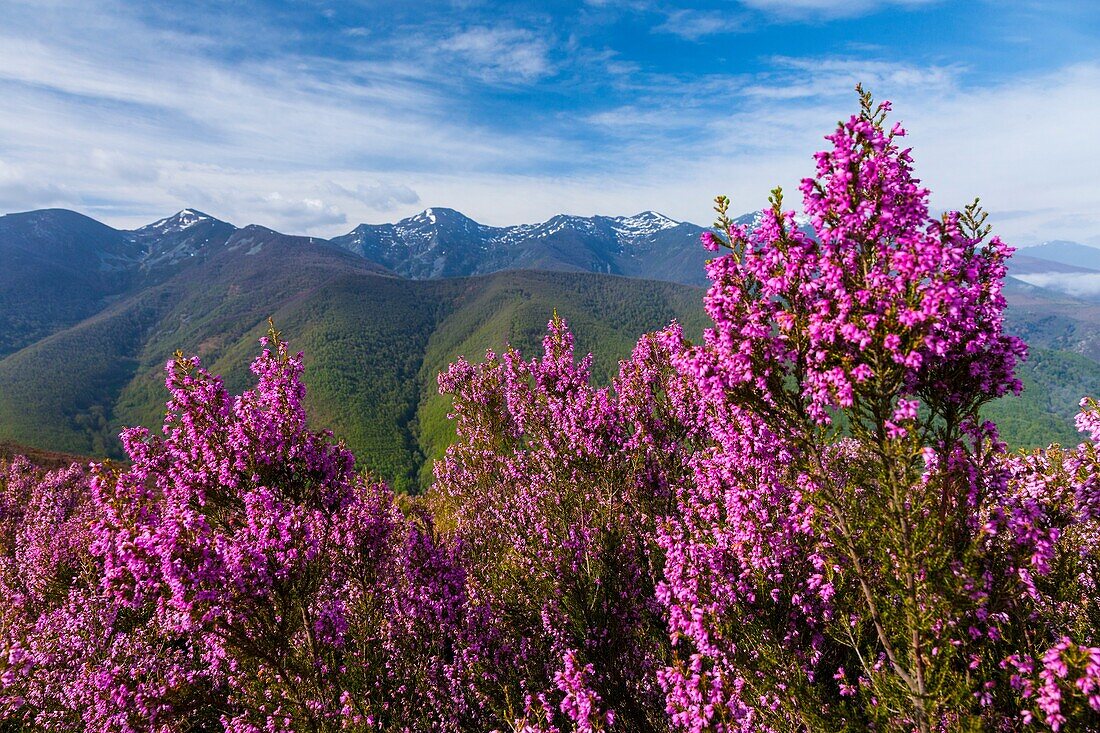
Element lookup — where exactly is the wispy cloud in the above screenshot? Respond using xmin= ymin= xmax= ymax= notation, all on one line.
xmin=653 ymin=10 xmax=744 ymax=39
xmin=0 ymin=3 xmax=573 ymax=232
xmin=738 ymin=0 xmax=942 ymax=21
xmin=325 ymin=181 xmax=421 ymax=211
xmin=1015 ymin=273 xmax=1100 ymax=299
xmin=257 ymin=193 xmax=347 ymax=229
xmin=549 ymin=57 xmax=1100 ymax=247
xmin=440 ymin=26 xmax=555 ymax=82
xmin=739 ymin=56 xmax=961 ymax=100
xmin=0 ymin=0 xmax=1094 ymax=247
xmin=0 ymin=158 xmax=74 ymax=211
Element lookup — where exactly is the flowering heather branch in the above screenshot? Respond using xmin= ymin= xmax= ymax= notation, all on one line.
xmin=88 ymin=325 xmax=468 ymax=732
xmin=432 ymin=315 xmax=693 ymax=732
xmin=656 ymin=87 xmax=1095 ymax=733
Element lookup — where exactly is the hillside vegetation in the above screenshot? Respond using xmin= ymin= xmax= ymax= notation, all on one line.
xmin=0 ymin=235 xmax=709 ymax=490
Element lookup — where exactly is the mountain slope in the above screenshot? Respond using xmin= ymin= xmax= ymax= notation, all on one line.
xmin=129 ymin=208 xmax=238 ymax=271
xmin=0 ymin=208 xmax=244 ymax=357
xmin=0 ymin=231 xmax=709 ymax=491
xmin=0 ymin=209 xmax=140 ymax=356
xmin=986 ymin=347 xmax=1100 ymax=448
xmin=1002 ymin=277 xmax=1100 ymax=362
xmin=0 ymin=227 xmax=390 ymax=458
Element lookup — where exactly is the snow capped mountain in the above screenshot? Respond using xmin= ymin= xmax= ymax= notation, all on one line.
xmin=129 ymin=209 xmax=237 ymax=268
xmin=1 ymin=205 xmax=716 ymax=290
xmin=114 ymin=207 xmax=1100 ymax=301
xmin=609 ymin=211 xmax=682 ymax=239
xmin=139 ymin=208 xmax=214 ymax=234
xmin=330 ymin=208 xmax=709 ymax=283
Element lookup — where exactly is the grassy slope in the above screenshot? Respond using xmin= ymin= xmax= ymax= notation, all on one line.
xmin=986 ymin=348 xmax=1100 ymax=448
xmin=0 ymin=254 xmax=710 ymax=492
xmin=0 ymin=284 xmax=179 ymax=455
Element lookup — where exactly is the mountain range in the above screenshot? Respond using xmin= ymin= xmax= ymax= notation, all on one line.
xmin=1 ymin=206 xmax=1099 ymax=490
xmin=330 ymin=207 xmax=713 ymax=283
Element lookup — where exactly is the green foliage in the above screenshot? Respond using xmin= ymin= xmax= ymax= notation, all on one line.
xmin=414 ymin=271 xmax=709 ymax=488
xmin=987 ymin=347 xmax=1100 ymax=448
xmin=0 ymin=287 xmax=173 ymax=456
xmin=0 ymin=263 xmax=708 ymax=492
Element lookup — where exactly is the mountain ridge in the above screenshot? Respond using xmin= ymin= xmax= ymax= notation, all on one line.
xmin=9 ymin=205 xmax=1099 ymax=287
xmin=328 ymin=207 xmax=710 ymax=282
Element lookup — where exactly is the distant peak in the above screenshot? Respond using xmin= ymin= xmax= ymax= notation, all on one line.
xmin=612 ymin=210 xmax=681 ymax=237
xmin=625 ymin=211 xmax=679 ymax=225
xmin=140 ymin=208 xmax=217 ymax=233
xmin=403 ymin=207 xmax=477 ymax=228
xmin=171 ymin=208 xmax=211 ymax=221
xmin=419 ymin=206 xmax=459 ymax=219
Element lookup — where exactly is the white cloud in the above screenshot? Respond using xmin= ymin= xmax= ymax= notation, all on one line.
xmin=896 ymin=63 xmax=1100 ymax=247
xmin=1014 ymin=273 xmax=1100 ymax=299
xmin=740 ymin=56 xmax=960 ymax=100
xmin=653 ymin=10 xmax=743 ymax=39
xmin=0 ymin=159 xmax=74 ymax=211
xmin=257 ymin=193 xmax=346 ymax=230
xmin=573 ymin=59 xmax=1100 ymax=247
xmin=89 ymin=149 xmax=161 ymax=184
xmin=325 ymin=181 xmax=421 ymax=212
xmin=0 ymin=3 xmax=1095 ymax=250
xmin=0 ymin=5 xmax=570 ymax=233
xmin=440 ymin=26 xmax=554 ymax=82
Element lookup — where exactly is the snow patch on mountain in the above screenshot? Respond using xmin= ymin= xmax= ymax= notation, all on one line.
xmin=142 ymin=209 xmax=212 ymax=234
xmin=611 ymin=211 xmax=681 ymax=239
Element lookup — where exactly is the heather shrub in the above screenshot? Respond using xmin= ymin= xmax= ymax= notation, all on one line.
xmin=1 ymin=89 xmax=1098 ymax=733
xmin=989 ymin=400 xmax=1100 ymax=729
xmin=0 ymin=456 xmax=98 ymax=729
xmin=0 ymin=456 xmax=209 ymax=732
xmin=657 ymin=87 xmax=1098 ymax=732
xmin=89 ymin=325 xmax=467 ymax=732
xmin=431 ymin=316 xmax=692 ymax=732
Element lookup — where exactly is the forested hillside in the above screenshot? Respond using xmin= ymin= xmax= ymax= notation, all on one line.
xmin=0 ymin=225 xmax=709 ymax=490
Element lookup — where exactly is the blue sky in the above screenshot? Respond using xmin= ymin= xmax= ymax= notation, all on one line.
xmin=0 ymin=0 xmax=1098 ymax=244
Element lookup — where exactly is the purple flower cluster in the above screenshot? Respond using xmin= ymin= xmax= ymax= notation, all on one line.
xmin=2 ymin=328 xmax=466 ymax=731
xmin=432 ymin=317 xmax=689 ymax=731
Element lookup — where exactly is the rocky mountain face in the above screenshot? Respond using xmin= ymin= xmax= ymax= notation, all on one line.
xmin=129 ymin=209 xmax=238 ymax=270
